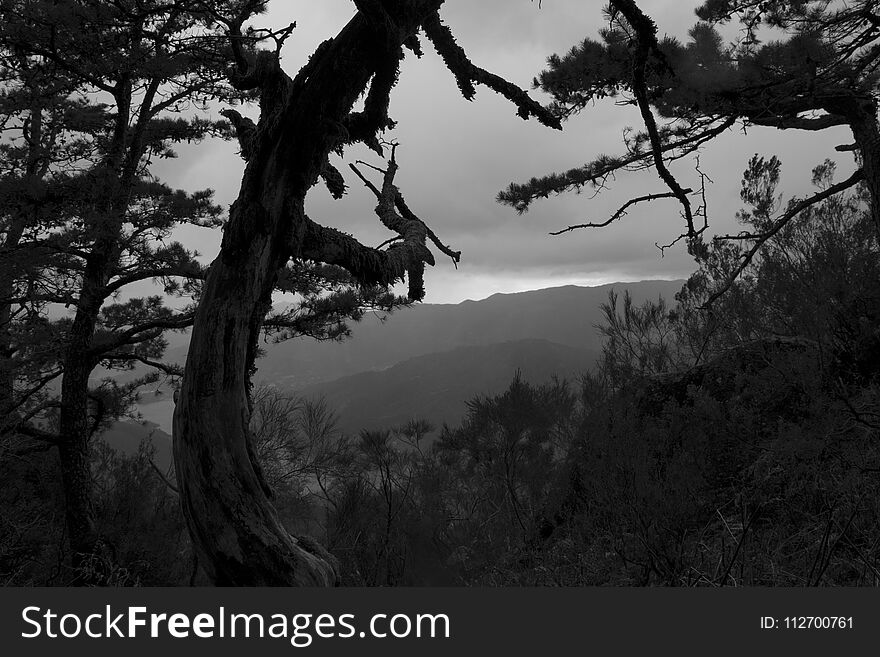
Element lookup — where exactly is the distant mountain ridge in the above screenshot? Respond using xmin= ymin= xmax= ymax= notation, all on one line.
xmin=245 ymin=279 xmax=683 ymax=388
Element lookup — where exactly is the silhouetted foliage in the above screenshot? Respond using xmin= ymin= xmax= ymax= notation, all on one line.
xmin=305 ymin=152 xmax=880 ymax=586
xmin=500 ymin=1 xmax=880 ymax=261
xmin=0 ymin=0 xmax=417 ymax=584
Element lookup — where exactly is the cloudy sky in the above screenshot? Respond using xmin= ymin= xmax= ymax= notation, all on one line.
xmin=159 ymin=0 xmax=855 ymax=304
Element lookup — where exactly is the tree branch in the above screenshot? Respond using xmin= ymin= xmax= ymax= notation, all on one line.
xmin=103 ymin=265 xmax=206 ymax=297
xmin=550 ymin=189 xmax=692 ymax=234
xmin=749 ymin=113 xmax=849 ymax=131
xmin=499 ymin=117 xmax=735 ymax=212
xmin=621 ymin=3 xmax=696 ymax=236
xmin=10 ymin=423 xmax=60 ymax=444
xmin=100 ymin=353 xmax=185 ymax=377
xmin=395 ymin=192 xmax=461 ymax=265
xmin=299 ymin=147 xmax=453 ymax=300
xmin=220 ymin=108 xmax=257 ymax=161
xmin=299 ymin=218 xmax=415 ymax=294
xmin=342 ymin=41 xmax=403 ymax=154
xmin=704 ymin=167 xmax=866 ymax=307
xmin=90 ymin=313 xmax=195 ymax=358
xmin=422 ymin=11 xmax=561 ymax=130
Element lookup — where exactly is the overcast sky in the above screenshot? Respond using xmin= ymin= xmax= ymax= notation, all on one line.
xmin=158 ymin=0 xmax=855 ymax=304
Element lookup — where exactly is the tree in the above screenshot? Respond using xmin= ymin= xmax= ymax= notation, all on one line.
xmin=0 ymin=0 xmax=239 ymax=577
xmin=499 ymin=0 xmax=880 ymax=281
xmin=173 ymin=0 xmax=561 ymax=585
xmin=575 ymin=158 xmax=880 ymax=584
xmin=0 ymin=44 xmax=86 ymax=436
xmin=437 ymin=374 xmax=575 ymax=543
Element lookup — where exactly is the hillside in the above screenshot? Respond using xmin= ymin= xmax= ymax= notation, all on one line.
xmin=261 ymin=279 xmax=682 ymax=388
xmin=292 ymin=338 xmax=599 ymax=435
xmin=98 ymin=420 xmax=174 ymax=471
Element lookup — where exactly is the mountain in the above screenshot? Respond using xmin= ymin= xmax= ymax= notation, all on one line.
xmin=159 ymin=279 xmax=681 ymax=389
xmin=98 ymin=420 xmax=174 ymax=471
xmin=127 ymin=279 xmax=684 ymax=434
xmin=291 ymin=338 xmax=599 ymax=435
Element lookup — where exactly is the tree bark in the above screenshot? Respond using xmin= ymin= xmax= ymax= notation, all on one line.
xmin=0 ymin=220 xmax=25 ymax=425
xmin=57 ymin=256 xmax=113 ymax=573
xmin=846 ymin=105 xmax=880 ymax=236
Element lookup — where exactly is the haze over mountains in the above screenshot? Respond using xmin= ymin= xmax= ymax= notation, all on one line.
xmin=282 ymin=280 xmax=683 ymax=432
xmin=220 ymin=279 xmax=682 ymax=388
xmin=107 ymin=279 xmax=683 ymax=456
xmin=296 ymin=338 xmax=598 ymax=434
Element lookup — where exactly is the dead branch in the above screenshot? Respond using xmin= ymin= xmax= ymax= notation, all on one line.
xmin=550 ymin=189 xmax=692 ymax=235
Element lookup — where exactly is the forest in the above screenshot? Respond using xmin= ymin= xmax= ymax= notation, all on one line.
xmin=3 ymin=0 xmax=880 ymax=586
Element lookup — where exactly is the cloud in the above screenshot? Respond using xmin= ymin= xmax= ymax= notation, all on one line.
xmin=158 ymin=1 xmax=859 ymax=304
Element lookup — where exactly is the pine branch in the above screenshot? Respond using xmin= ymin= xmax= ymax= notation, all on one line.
xmin=0 ymin=368 xmax=64 ymax=427
xmin=103 ymin=264 xmax=206 ymax=297
xmin=499 ymin=117 xmax=735 ymax=212
xmin=749 ymin=114 xmax=849 ymax=131
xmin=10 ymin=423 xmax=60 ymax=444
xmin=99 ymin=353 xmax=184 ymax=377
xmin=89 ymin=313 xmax=195 ymax=358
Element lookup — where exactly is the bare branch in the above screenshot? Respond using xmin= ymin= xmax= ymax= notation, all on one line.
xmin=550 ymin=190 xmax=691 ymax=235
xmin=301 ymin=148 xmax=457 ymax=300
xmin=394 ymin=192 xmax=461 ymax=265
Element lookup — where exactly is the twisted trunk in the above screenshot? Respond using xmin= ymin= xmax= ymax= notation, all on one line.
xmin=848 ymin=107 xmax=880 ymax=236
xmin=173 ymin=196 xmax=341 ymax=586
